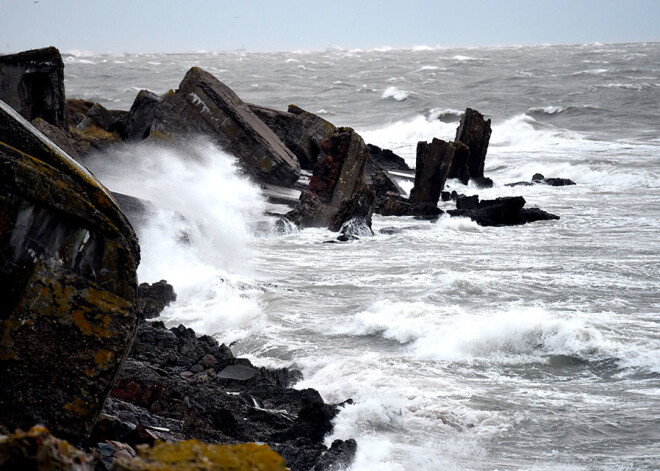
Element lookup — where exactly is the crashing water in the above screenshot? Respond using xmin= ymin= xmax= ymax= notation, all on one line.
xmin=75 ymin=43 xmax=660 ymax=470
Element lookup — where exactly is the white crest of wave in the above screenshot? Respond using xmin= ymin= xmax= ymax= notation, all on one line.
xmin=412 ymin=45 xmax=435 ymax=52
xmin=358 ymin=114 xmax=458 ymax=164
xmin=381 ymin=86 xmax=410 ymax=101
xmin=338 ymin=301 xmax=637 ymax=366
xmin=86 ymin=140 xmax=267 ymax=343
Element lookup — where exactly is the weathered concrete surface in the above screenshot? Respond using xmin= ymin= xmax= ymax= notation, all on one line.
xmin=0 ymin=100 xmax=140 ymax=445
xmin=0 ymin=47 xmax=66 ymax=127
xmin=150 ymin=67 xmax=300 ymax=186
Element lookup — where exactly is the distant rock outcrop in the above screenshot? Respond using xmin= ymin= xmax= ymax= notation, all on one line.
xmin=506 ymin=173 xmax=577 ymax=187
xmin=0 ymin=100 xmax=140 ymax=445
xmin=449 ymin=196 xmax=559 ymax=226
xmin=150 ymin=67 xmax=301 ymax=186
xmin=0 ymin=47 xmax=66 ymax=127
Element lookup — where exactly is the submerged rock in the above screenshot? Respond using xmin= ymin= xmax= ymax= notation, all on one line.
xmin=532 ymin=173 xmax=576 ymax=186
xmin=150 ymin=67 xmax=300 ymax=186
xmin=0 ymin=47 xmax=66 ymax=127
xmin=449 ymin=196 xmax=559 ymax=226
xmin=0 ymin=100 xmax=140 ymax=445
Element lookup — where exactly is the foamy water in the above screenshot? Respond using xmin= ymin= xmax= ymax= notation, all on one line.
xmin=76 ymin=43 xmax=660 ymax=470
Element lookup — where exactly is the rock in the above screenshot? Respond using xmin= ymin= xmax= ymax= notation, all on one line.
xmin=0 ymin=47 xmax=66 ymax=127
xmin=66 ymin=98 xmax=95 ymax=128
xmin=250 ymin=104 xmax=336 ymax=171
xmin=456 ymin=194 xmax=479 ymax=210
xmin=77 ymin=103 xmax=128 ymax=135
xmin=375 ymin=195 xmax=442 ymax=217
xmin=112 ymin=440 xmax=287 ymax=471
xmin=124 ymin=90 xmax=162 ymax=142
xmin=287 ymin=127 xmax=371 ymax=229
xmin=151 ymin=67 xmax=300 ymax=186
xmin=532 ymin=173 xmax=576 ymax=186
xmin=447 ymin=140 xmax=470 ymax=184
xmin=449 ymin=196 xmax=559 ymax=226
xmin=505 ymin=180 xmax=534 ymax=187
xmin=136 ymin=280 xmax=177 ymax=320
xmin=107 ymin=320 xmax=352 ymax=471
xmin=451 ymin=108 xmax=492 ymax=183
xmin=367 ymin=144 xmax=410 ymax=172
xmin=314 ymin=439 xmax=358 ymax=471
xmin=472 ymin=176 xmax=494 ymax=188
xmin=32 ymin=116 xmax=86 ymax=158
xmin=370 ymin=169 xmax=403 ymax=199
xmin=521 ymin=207 xmax=561 ymax=223
xmin=410 ymin=138 xmax=456 ymax=205
xmin=329 ymin=184 xmax=375 ymax=237
xmin=0 ymin=100 xmax=140 ymax=445
xmin=0 ymin=425 xmax=94 ymax=471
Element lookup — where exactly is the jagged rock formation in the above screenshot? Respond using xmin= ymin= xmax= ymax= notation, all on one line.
xmin=0 ymin=100 xmax=140 ymax=445
xmin=250 ymin=104 xmax=336 ymax=171
xmin=0 ymin=47 xmax=66 ymax=127
xmin=124 ymin=90 xmax=162 ymax=142
xmin=410 ymin=138 xmax=458 ymax=205
xmin=449 ymin=108 xmax=493 ymax=187
xmin=286 ymin=127 xmax=374 ymax=231
xmin=149 ymin=67 xmax=300 ymax=186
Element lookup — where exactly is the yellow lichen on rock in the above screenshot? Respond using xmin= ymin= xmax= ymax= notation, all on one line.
xmin=112 ymin=441 xmax=287 ymax=471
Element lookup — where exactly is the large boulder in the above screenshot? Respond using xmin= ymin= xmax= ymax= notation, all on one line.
xmin=287 ymin=127 xmax=371 ymax=229
xmin=367 ymin=144 xmax=410 ymax=172
xmin=0 ymin=100 xmax=140 ymax=445
xmin=449 ymin=108 xmax=492 ymax=185
xmin=410 ymin=138 xmax=457 ymax=205
xmin=250 ymin=104 xmax=336 ymax=171
xmin=150 ymin=67 xmax=300 ymax=186
xmin=0 ymin=47 xmax=66 ymax=127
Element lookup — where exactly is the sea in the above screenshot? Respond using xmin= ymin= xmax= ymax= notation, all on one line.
xmin=63 ymin=43 xmax=659 ymax=470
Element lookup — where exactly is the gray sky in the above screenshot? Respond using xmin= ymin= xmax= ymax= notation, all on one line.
xmin=1 ymin=0 xmax=658 ymax=53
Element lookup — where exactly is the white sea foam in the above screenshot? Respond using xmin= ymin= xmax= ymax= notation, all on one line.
xmin=85 ymin=140 xmax=268 ymax=343
xmin=381 ymin=86 xmax=410 ymax=101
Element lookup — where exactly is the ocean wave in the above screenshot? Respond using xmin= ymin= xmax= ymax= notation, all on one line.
xmin=381 ymin=86 xmax=411 ymax=101
xmin=571 ymin=68 xmax=609 ymax=76
xmin=412 ymin=45 xmax=435 ymax=52
xmin=527 ymin=104 xmax=600 ymax=116
xmin=428 ymin=107 xmax=464 ymax=121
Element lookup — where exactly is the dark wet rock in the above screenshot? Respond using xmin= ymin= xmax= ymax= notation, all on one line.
xmin=521 ymin=207 xmax=561 ymax=223
xmin=124 ymin=90 xmax=162 ymax=142
xmin=410 ymin=138 xmax=456 ymax=205
xmin=447 ymin=140 xmax=470 ymax=184
xmin=450 ymin=108 xmax=492 ymax=184
xmin=0 ymin=425 xmax=94 ymax=471
xmin=370 ymin=169 xmax=403 ymax=199
xmin=250 ymin=104 xmax=336 ymax=171
xmin=0 ymin=47 xmax=66 ymax=127
xmin=314 ymin=439 xmax=358 ymax=471
xmin=150 ymin=67 xmax=300 ymax=186
xmin=456 ymin=194 xmax=479 ymax=210
xmin=66 ymin=98 xmax=95 ymax=128
xmin=472 ymin=175 xmax=494 ymax=188
xmin=367 ymin=144 xmax=410 ymax=172
xmin=32 ymin=116 xmax=86 ymax=158
xmin=441 ymin=191 xmax=452 ymax=202
xmin=532 ymin=173 xmax=576 ymax=186
xmin=77 ymin=103 xmax=128 ymax=136
xmin=449 ymin=196 xmax=559 ymax=226
xmin=376 ymin=194 xmax=442 ymax=217
xmin=505 ymin=180 xmax=534 ymax=187
xmin=287 ymin=127 xmax=371 ymax=230
xmin=102 ymin=320 xmax=352 ymax=471
xmin=0 ymin=100 xmax=140 ymax=445
xmin=137 ymin=280 xmax=177 ymax=320
xmin=329 ymin=184 xmax=375 ymax=237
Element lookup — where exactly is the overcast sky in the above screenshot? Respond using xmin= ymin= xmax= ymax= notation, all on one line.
xmin=1 ymin=0 xmax=659 ymax=54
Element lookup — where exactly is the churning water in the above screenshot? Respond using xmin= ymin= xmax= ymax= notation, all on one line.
xmin=72 ymin=43 xmax=659 ymax=470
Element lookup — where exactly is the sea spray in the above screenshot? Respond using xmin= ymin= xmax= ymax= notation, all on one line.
xmin=84 ymin=139 xmax=268 ymax=343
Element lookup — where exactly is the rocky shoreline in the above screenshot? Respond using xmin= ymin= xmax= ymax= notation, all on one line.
xmin=0 ymin=46 xmax=573 ymax=470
